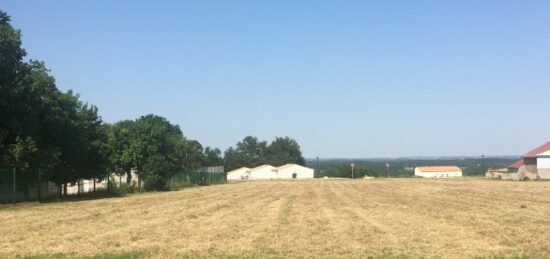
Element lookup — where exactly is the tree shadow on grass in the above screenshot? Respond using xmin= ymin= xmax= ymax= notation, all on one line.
xmin=39 ymin=190 xmax=125 ymax=203
xmin=0 ymin=190 xmax=125 ymax=209
xmin=19 ymin=252 xmax=146 ymax=259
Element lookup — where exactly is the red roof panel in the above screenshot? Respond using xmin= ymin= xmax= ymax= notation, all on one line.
xmin=507 ymin=159 xmax=524 ymax=169
xmin=523 ymin=141 xmax=550 ymax=157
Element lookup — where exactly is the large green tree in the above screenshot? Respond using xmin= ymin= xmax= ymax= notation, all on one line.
xmin=1 ymin=10 xmax=222 ymax=195
xmin=223 ymin=147 xmax=242 ymax=171
xmin=0 ymin=10 xmax=110 ymax=195
xmin=317 ymin=163 xmax=377 ymax=179
xmin=224 ymin=136 xmax=305 ymax=171
xmin=265 ymin=137 xmax=305 ymax=166
xmin=224 ymin=136 xmax=267 ymax=170
xmin=202 ymin=147 xmax=223 ymax=167
xmin=107 ymin=114 xmax=205 ymax=189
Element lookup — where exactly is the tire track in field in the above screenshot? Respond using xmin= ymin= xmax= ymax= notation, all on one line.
xmin=136 ymin=182 xmax=283 ymax=249
xmin=4 ymin=179 xmax=550 ymax=258
xmin=169 ymin=181 xmax=287 ymax=256
xmin=268 ymin=181 xmax=323 ymax=257
xmin=343 ymin=180 xmax=522 ymax=257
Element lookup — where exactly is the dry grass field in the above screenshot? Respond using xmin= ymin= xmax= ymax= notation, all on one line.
xmin=1 ymin=178 xmax=550 ymax=258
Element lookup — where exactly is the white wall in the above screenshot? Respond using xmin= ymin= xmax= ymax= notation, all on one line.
xmin=537 ymin=158 xmax=550 ymax=179
xmin=227 ymin=172 xmax=245 ymax=180
xmin=277 ymin=165 xmax=314 ymax=179
xmin=414 ymin=169 xmax=462 ymax=178
xmin=227 ymin=168 xmax=250 ymax=180
xmin=65 ymin=179 xmax=108 ymax=194
xmin=537 ymin=157 xmax=550 ymax=169
xmin=111 ymin=170 xmax=140 ymax=186
xmin=250 ymin=166 xmax=277 ymax=180
xmin=230 ymin=165 xmax=314 ymax=180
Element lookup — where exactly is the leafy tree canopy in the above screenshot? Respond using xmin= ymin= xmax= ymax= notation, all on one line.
xmin=224 ymin=136 xmax=305 ymax=171
xmin=0 ymin=10 xmax=109 ymax=187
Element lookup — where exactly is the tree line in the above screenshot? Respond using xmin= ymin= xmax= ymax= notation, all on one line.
xmin=309 ymin=157 xmax=518 ymax=178
xmin=0 ymin=10 xmax=305 ymax=192
xmin=224 ymin=136 xmax=306 ymax=171
xmin=314 ymin=163 xmax=378 ymax=178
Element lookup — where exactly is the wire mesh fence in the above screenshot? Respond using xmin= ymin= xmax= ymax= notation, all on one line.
xmin=1 ymin=168 xmax=53 ymax=203
xmin=1 ymin=167 xmax=227 ymax=204
xmin=168 ymin=171 xmax=227 ymax=190
xmin=0 ymin=168 xmax=110 ymax=204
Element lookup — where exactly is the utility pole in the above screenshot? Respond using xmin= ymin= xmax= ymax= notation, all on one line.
xmin=38 ymin=168 xmax=42 ymax=201
xmin=12 ymin=168 xmax=16 ymax=205
xmin=350 ymin=163 xmax=355 ymax=179
xmin=481 ymin=154 xmax=485 ymax=176
xmin=315 ymin=157 xmax=319 ymax=178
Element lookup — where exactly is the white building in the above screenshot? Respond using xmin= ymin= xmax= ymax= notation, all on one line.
xmin=275 ymin=164 xmax=314 ymax=179
xmin=228 ymin=164 xmax=315 ymax=180
xmin=249 ymin=165 xmax=277 ymax=179
xmin=65 ymin=179 xmax=108 ymax=194
xmin=414 ymin=166 xmax=462 ymax=178
xmin=227 ymin=167 xmax=251 ymax=180
xmin=511 ymin=141 xmax=550 ymax=180
xmin=112 ymin=170 xmax=140 ymax=186
xmin=538 ymin=150 xmax=550 ymax=179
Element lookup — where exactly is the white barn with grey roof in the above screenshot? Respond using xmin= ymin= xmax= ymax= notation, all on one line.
xmin=275 ymin=164 xmax=314 ymax=179
xmin=227 ymin=167 xmax=251 ymax=180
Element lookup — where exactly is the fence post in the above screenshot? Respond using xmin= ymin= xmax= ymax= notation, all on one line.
xmin=12 ymin=167 xmax=16 ymax=205
xmin=138 ymin=172 xmax=141 ymax=190
xmin=38 ymin=168 xmax=42 ymax=201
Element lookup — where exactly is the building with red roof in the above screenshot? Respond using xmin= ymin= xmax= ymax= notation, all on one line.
xmin=487 ymin=141 xmax=550 ymax=180
xmin=522 ymin=141 xmax=550 ymax=158
xmin=517 ymin=141 xmax=550 ymax=180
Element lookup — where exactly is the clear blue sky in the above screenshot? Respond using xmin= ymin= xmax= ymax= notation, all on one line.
xmin=3 ymin=1 xmax=550 ymax=158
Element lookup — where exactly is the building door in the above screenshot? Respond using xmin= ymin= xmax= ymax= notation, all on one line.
xmin=292 ymin=173 xmax=297 ymax=179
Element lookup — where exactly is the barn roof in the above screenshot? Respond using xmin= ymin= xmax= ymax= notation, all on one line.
xmin=227 ymin=167 xmax=250 ymax=174
xmin=250 ymin=164 xmax=276 ymax=171
xmin=276 ymin=164 xmax=295 ymax=170
xmin=523 ymin=141 xmax=550 ymax=157
xmin=276 ymin=163 xmax=311 ymax=170
xmin=416 ymin=166 xmax=461 ymax=172
xmin=507 ymin=159 xmax=524 ymax=169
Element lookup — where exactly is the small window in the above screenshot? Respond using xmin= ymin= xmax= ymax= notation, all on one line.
xmin=525 ymin=157 xmax=537 ymax=165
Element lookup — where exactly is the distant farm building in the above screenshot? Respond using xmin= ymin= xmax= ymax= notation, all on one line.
xmin=414 ymin=166 xmax=462 ymax=178
xmin=486 ymin=160 xmax=522 ymax=180
xmin=65 ymin=179 xmax=108 ymax=195
xmin=227 ymin=164 xmax=314 ymax=180
xmin=485 ymin=168 xmax=518 ymax=180
xmin=112 ymin=169 xmax=140 ymax=186
xmin=488 ymin=141 xmax=550 ymax=180
xmin=274 ymin=164 xmax=314 ymax=179
xmin=227 ymin=167 xmax=251 ymax=180
xmin=250 ymin=165 xmax=277 ymax=179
